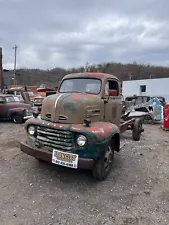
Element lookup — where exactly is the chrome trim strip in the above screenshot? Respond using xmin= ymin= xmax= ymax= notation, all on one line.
xmin=24 ymin=116 xmax=33 ymax=120
xmin=54 ymin=94 xmax=64 ymax=109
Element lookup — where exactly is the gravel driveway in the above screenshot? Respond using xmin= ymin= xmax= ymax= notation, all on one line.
xmin=0 ymin=122 xmax=169 ymax=225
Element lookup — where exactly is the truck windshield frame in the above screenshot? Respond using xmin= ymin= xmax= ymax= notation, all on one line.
xmin=59 ymin=78 xmax=102 ymax=95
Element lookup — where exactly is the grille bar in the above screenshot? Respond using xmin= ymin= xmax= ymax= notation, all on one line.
xmin=36 ymin=126 xmax=73 ymax=151
xmin=37 ymin=136 xmax=73 ymax=147
xmin=37 ymin=140 xmax=73 ymax=151
xmin=37 ymin=129 xmax=72 ymax=139
xmin=38 ymin=126 xmax=72 ymax=135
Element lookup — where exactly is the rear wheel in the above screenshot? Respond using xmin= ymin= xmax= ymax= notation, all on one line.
xmin=132 ymin=118 xmax=143 ymax=141
xmin=11 ymin=114 xmax=23 ymax=124
xmin=92 ymin=143 xmax=114 ymax=181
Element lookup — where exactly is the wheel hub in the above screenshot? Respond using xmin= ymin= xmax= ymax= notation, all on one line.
xmin=104 ymin=146 xmax=112 ymax=169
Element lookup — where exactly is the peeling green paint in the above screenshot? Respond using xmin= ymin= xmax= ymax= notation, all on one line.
xmin=24 ymin=117 xmax=119 ymax=160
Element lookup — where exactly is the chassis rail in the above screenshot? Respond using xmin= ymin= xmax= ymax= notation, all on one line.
xmin=120 ymin=118 xmax=135 ymax=134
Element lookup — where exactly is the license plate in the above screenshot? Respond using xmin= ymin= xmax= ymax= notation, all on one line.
xmin=52 ymin=149 xmax=78 ymax=169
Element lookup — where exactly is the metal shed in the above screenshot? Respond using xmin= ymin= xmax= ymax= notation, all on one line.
xmin=122 ymin=78 xmax=169 ymax=103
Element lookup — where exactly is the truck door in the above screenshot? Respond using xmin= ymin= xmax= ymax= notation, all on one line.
xmin=104 ymin=79 xmax=122 ymax=127
xmin=0 ymin=97 xmax=6 ymax=118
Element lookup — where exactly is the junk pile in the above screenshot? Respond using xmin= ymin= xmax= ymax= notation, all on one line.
xmin=122 ymin=96 xmax=164 ymax=124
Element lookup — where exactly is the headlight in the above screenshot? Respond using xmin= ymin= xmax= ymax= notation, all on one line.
xmin=76 ymin=135 xmax=87 ymax=146
xmin=28 ymin=125 xmax=36 ymax=136
xmin=25 ymin=109 xmax=33 ymax=115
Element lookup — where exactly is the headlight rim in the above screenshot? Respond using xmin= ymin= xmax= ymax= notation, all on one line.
xmin=76 ymin=134 xmax=87 ymax=147
xmin=27 ymin=125 xmax=36 ymax=136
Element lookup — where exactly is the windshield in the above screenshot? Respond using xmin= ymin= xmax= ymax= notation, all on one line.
xmin=59 ymin=78 xmax=101 ymax=94
xmin=5 ymin=96 xmax=20 ymax=102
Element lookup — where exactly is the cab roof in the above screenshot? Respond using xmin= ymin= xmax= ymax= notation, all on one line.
xmin=62 ymin=72 xmax=119 ymax=81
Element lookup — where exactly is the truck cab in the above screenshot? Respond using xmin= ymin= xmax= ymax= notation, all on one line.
xmin=20 ymin=73 xmax=124 ymax=180
xmin=41 ymin=73 xmax=122 ymax=126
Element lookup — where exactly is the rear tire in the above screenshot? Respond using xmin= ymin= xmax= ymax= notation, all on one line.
xmin=92 ymin=143 xmax=114 ymax=181
xmin=11 ymin=114 xmax=23 ymax=124
xmin=132 ymin=118 xmax=142 ymax=141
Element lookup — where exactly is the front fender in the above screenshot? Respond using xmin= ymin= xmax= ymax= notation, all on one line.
xmin=70 ymin=122 xmax=120 ymax=157
xmin=70 ymin=122 xmax=120 ymax=144
xmin=8 ymin=108 xmax=25 ymax=117
xmin=24 ymin=119 xmax=120 ymax=159
xmin=24 ymin=119 xmax=120 ymax=144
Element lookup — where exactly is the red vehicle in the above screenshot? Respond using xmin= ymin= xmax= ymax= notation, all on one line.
xmin=163 ymin=103 xmax=169 ymax=130
xmin=37 ymin=88 xmax=55 ymax=97
xmin=0 ymin=94 xmax=33 ymax=123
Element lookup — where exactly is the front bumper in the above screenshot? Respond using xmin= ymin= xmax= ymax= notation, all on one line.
xmin=20 ymin=142 xmax=94 ymax=170
xmin=23 ymin=115 xmax=33 ymax=120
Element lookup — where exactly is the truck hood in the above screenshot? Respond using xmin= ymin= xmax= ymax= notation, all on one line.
xmin=41 ymin=93 xmax=104 ymax=124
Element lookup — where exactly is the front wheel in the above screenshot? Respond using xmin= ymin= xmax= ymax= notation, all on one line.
xmin=92 ymin=144 xmax=114 ymax=181
xmin=132 ymin=118 xmax=143 ymax=141
xmin=11 ymin=113 xmax=23 ymax=124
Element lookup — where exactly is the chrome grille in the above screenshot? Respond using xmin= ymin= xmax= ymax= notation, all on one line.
xmin=36 ymin=126 xmax=73 ymax=151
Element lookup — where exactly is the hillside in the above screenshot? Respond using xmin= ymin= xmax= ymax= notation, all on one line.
xmin=7 ymin=62 xmax=169 ymax=88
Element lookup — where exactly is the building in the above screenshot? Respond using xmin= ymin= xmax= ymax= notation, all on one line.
xmin=3 ymin=70 xmax=13 ymax=88
xmin=122 ymin=77 xmax=169 ymax=103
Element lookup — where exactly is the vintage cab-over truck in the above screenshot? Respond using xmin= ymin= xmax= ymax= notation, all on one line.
xmin=20 ymin=72 xmax=144 ymax=180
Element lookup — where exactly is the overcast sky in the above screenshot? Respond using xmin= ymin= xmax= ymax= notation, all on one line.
xmin=0 ymin=0 xmax=169 ymax=69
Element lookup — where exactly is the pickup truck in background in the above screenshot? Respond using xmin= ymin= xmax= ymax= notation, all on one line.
xmin=0 ymin=94 xmax=34 ymax=123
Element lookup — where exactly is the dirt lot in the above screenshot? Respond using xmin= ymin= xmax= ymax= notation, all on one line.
xmin=0 ymin=122 xmax=169 ymax=225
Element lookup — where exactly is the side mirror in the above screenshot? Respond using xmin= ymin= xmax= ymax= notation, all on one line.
xmin=108 ymin=89 xmax=118 ymax=96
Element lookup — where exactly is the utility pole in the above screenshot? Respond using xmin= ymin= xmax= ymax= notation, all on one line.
xmin=129 ymin=73 xmax=132 ymax=80
xmin=13 ymin=45 xmax=17 ymax=85
xmin=0 ymin=47 xmax=4 ymax=92
xmin=84 ymin=62 xmax=90 ymax=72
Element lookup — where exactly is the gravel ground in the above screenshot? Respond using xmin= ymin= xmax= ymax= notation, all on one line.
xmin=0 ymin=122 xmax=169 ymax=225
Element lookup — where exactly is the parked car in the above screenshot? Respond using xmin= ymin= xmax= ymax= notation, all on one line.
xmin=0 ymin=94 xmax=34 ymax=123
xmin=6 ymin=86 xmax=43 ymax=106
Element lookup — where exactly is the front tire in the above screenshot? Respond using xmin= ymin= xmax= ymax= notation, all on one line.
xmin=11 ymin=114 xmax=23 ymax=124
xmin=132 ymin=118 xmax=143 ymax=141
xmin=92 ymin=144 xmax=114 ymax=181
